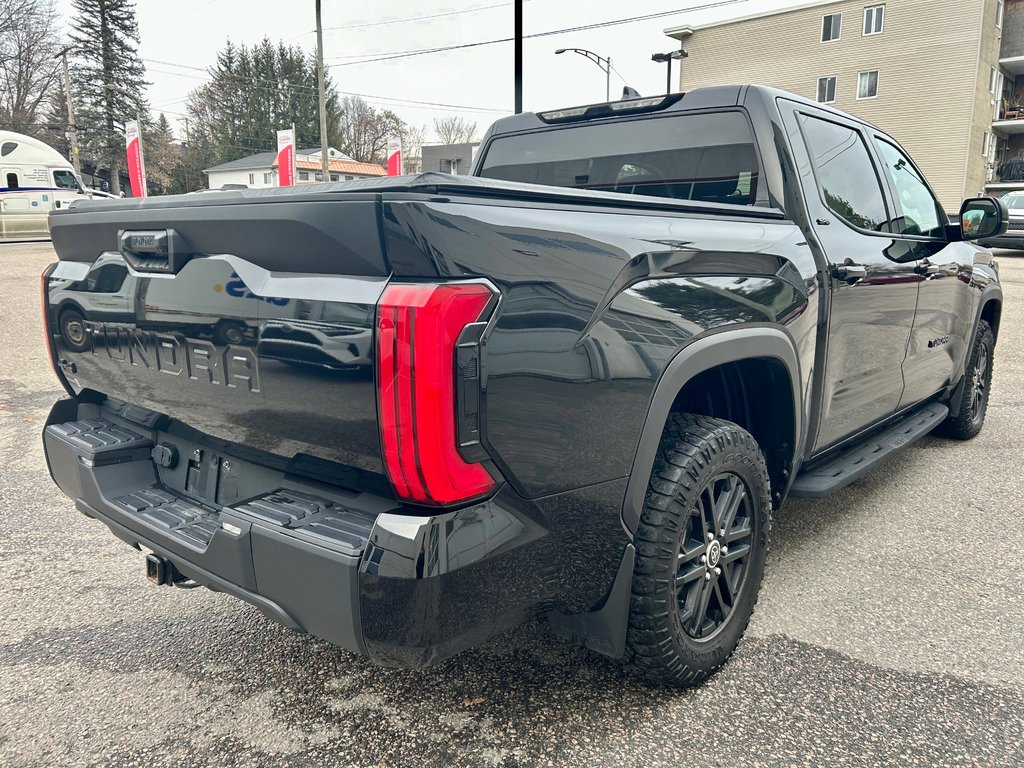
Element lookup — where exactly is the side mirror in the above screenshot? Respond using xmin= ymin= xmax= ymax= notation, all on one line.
xmin=959 ymin=196 xmax=1008 ymax=241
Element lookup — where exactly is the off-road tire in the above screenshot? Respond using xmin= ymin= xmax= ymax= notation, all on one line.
xmin=623 ymin=413 xmax=772 ymax=687
xmin=938 ymin=320 xmax=995 ymax=441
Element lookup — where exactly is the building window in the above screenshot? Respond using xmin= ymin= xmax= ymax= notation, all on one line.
xmin=330 ymin=173 xmax=339 ymax=181
xmin=817 ymin=76 xmax=837 ymax=103
xmin=263 ymin=172 xmax=273 ymax=184
xmin=997 ymin=0 xmax=1004 ymax=28
xmin=857 ymin=70 xmax=879 ymax=99
xmin=863 ymin=5 xmax=884 ymax=35
xmin=821 ymin=13 xmax=842 ymax=41
xmin=299 ymin=171 xmax=309 ymax=181
xmin=345 ymin=175 xmax=354 ymax=180
xmin=248 ymin=173 xmax=254 ymax=185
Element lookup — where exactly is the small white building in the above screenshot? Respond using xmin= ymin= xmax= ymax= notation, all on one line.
xmin=204 ymin=147 xmax=386 ymax=189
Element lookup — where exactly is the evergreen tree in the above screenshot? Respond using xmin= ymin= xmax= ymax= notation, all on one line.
xmin=69 ymin=0 xmax=149 ymax=195
xmin=186 ymin=37 xmax=344 ymax=167
xmin=143 ymin=112 xmax=178 ymax=194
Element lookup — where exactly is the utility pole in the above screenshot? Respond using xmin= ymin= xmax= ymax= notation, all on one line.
xmin=316 ymin=0 xmax=330 ymax=181
xmin=514 ymin=0 xmax=523 ymax=113
xmin=183 ymin=116 xmax=191 ymax=191
xmin=61 ymin=50 xmax=82 ymax=179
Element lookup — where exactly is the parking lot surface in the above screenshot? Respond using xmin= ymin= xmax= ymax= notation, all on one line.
xmin=1 ymin=241 xmax=1022 ymax=767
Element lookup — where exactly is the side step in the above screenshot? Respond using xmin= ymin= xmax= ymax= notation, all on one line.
xmin=790 ymin=402 xmax=948 ymax=498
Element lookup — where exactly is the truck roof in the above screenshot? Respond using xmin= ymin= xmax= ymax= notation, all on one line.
xmin=482 ymin=84 xmax=881 ymax=139
xmin=0 ymin=130 xmax=74 ymax=168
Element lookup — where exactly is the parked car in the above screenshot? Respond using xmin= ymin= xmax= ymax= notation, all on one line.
xmin=40 ymin=85 xmax=1004 ymax=686
xmin=979 ymin=190 xmax=1024 ymax=249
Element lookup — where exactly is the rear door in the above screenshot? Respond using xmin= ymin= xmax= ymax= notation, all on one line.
xmin=781 ymin=103 xmax=921 ymax=451
xmin=868 ymin=134 xmax=975 ymax=408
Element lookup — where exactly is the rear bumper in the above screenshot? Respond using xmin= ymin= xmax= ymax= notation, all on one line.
xmin=42 ymin=395 xmax=630 ymax=667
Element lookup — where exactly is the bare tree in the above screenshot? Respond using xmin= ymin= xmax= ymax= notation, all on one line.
xmin=338 ymin=96 xmax=405 ymax=165
xmin=433 ymin=116 xmax=477 ymax=145
xmin=399 ymin=122 xmax=427 ymax=173
xmin=0 ymin=0 xmax=62 ymax=138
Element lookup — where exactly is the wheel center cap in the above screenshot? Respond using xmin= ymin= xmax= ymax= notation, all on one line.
xmin=706 ymin=539 xmax=721 ymax=568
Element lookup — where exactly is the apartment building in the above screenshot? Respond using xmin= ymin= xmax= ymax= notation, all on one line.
xmin=665 ymin=0 xmax=1013 ymax=211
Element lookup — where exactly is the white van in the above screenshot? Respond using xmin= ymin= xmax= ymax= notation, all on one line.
xmin=1 ymin=130 xmax=88 ymax=239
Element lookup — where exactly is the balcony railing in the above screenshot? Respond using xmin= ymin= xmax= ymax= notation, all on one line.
xmin=997 ymin=157 xmax=1024 ymax=183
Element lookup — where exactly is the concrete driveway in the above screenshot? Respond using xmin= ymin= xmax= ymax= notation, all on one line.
xmin=1 ymin=242 xmax=1022 ymax=767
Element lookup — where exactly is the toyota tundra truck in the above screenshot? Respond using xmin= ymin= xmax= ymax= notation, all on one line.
xmin=40 ymin=86 xmax=1006 ymax=686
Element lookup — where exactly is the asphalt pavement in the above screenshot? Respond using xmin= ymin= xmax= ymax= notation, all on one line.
xmin=1 ymin=241 xmax=1022 ymax=767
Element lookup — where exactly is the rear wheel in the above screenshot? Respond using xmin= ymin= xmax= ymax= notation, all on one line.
xmin=59 ymin=308 xmax=89 ymax=352
xmin=213 ymin=320 xmax=246 ymax=346
xmin=938 ymin=320 xmax=994 ymax=441
xmin=624 ymin=413 xmax=771 ymax=687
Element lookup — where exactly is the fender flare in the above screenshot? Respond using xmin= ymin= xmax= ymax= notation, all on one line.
xmin=949 ymin=282 xmax=1003 ymax=418
xmin=974 ymin=283 xmax=1003 ymax=340
xmin=622 ymin=326 xmax=803 ymax=534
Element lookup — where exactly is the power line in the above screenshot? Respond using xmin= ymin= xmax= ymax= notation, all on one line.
xmin=327 ymin=0 xmax=749 ymax=67
xmin=282 ymin=1 xmax=521 ymax=43
xmin=143 ymin=60 xmax=508 ymax=113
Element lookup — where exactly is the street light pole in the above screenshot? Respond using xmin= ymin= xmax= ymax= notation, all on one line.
xmin=60 ymin=49 xmax=82 ymax=179
xmin=651 ymin=48 xmax=688 ymax=94
xmin=555 ymin=48 xmax=614 ymax=102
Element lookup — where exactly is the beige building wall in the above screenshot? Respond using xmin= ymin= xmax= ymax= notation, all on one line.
xmin=669 ymin=0 xmax=1002 ymax=211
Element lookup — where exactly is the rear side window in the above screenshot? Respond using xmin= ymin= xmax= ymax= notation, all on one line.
xmin=5 ymin=172 xmax=18 ymax=190
xmin=799 ymin=114 xmax=889 ymax=231
xmin=477 ymin=111 xmax=761 ymax=206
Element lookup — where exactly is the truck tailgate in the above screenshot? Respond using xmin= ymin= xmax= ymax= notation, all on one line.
xmin=45 ymin=193 xmax=389 ymax=480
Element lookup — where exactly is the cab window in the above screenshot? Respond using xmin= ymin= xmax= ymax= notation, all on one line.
xmin=53 ymin=170 xmax=81 ymax=191
xmin=70 ymin=264 xmax=129 ymax=293
xmin=798 ymin=114 xmax=889 ymax=231
xmin=478 ymin=111 xmax=762 ymax=205
xmin=871 ymin=137 xmax=946 ymax=238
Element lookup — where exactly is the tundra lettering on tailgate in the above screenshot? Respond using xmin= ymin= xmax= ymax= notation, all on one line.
xmin=79 ymin=322 xmax=261 ymax=392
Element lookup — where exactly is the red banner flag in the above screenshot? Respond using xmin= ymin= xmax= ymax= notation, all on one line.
xmin=125 ymin=120 xmax=146 ymax=198
xmin=387 ymin=137 xmax=402 ymax=176
xmin=277 ymin=129 xmax=296 ymax=186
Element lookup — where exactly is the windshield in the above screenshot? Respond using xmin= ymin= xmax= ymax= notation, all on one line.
xmin=53 ymin=169 xmax=81 ymax=191
xmin=477 ymin=111 xmax=761 ymax=206
xmin=1001 ymin=192 xmax=1024 ymax=211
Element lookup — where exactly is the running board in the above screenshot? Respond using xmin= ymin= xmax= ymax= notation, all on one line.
xmin=790 ymin=402 xmax=948 ymax=498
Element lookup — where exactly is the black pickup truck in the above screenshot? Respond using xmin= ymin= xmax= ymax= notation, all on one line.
xmin=41 ymin=86 xmax=1006 ymax=686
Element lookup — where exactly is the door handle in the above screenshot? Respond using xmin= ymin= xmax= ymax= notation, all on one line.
xmin=915 ymin=259 xmax=957 ymax=277
xmin=830 ymin=259 xmax=868 ymax=282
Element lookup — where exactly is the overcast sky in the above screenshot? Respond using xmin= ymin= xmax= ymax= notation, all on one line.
xmin=55 ymin=0 xmax=805 ymax=146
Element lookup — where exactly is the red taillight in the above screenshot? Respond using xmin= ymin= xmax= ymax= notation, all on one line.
xmin=376 ymin=282 xmax=496 ymax=505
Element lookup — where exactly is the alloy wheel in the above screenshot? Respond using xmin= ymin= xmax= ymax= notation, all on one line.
xmin=675 ymin=472 xmax=756 ymax=641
